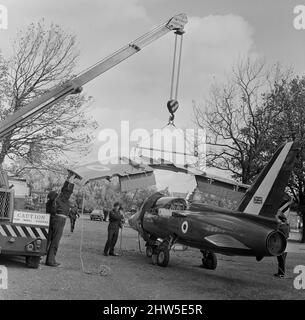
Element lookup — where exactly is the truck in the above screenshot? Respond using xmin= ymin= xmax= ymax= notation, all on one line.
xmin=0 ymin=14 xmax=188 ymax=268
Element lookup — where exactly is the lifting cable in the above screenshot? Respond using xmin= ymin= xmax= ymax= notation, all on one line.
xmin=134 ymin=30 xmax=188 ymax=158
xmin=167 ymin=29 xmax=184 ymax=125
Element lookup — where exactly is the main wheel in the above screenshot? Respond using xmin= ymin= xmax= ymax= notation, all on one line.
xmin=201 ymin=251 xmax=217 ymax=270
xmin=146 ymin=245 xmax=154 ymax=258
xmin=157 ymin=248 xmax=170 ymax=267
xmin=26 ymin=256 xmax=40 ymax=269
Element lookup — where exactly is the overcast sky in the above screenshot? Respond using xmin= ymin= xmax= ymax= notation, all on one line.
xmin=0 ymin=0 xmax=305 ymax=184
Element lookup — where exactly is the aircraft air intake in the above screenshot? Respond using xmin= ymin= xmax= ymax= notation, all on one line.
xmin=266 ymin=231 xmax=287 ymax=256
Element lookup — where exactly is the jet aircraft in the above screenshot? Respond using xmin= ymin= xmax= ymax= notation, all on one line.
xmin=128 ymin=141 xmax=298 ymax=269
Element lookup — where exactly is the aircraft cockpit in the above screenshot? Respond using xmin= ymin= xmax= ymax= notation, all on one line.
xmin=148 ymin=197 xmax=187 ymax=215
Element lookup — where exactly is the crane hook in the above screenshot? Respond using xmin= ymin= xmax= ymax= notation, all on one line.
xmin=167 ymin=99 xmax=179 ymax=125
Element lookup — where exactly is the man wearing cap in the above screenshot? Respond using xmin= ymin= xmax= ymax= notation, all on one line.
xmin=103 ymin=202 xmax=124 ymax=256
xmin=46 ymin=171 xmax=78 ymax=267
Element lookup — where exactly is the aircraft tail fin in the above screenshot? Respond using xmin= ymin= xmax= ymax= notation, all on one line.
xmin=237 ymin=141 xmax=299 ymax=218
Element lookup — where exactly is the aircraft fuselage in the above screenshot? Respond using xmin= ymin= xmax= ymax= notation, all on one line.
xmin=142 ymin=209 xmax=285 ymax=257
xmin=129 ymin=196 xmax=286 ymax=258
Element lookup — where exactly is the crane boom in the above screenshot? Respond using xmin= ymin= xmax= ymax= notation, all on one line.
xmin=0 ymin=13 xmax=187 ymax=140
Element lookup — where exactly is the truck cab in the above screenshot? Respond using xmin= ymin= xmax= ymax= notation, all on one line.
xmin=0 ymin=169 xmax=49 ymax=268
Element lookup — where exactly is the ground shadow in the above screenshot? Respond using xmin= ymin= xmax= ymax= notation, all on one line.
xmin=0 ymin=255 xmax=27 ymax=268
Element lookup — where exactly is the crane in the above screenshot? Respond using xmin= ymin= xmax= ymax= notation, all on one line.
xmin=0 ymin=13 xmax=188 ymax=269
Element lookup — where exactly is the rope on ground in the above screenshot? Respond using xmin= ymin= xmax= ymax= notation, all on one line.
xmin=79 ymin=195 xmax=110 ymax=276
xmin=118 ymin=226 xmax=123 ymax=254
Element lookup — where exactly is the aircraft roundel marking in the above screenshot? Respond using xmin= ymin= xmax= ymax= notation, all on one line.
xmin=181 ymin=221 xmax=188 ymax=234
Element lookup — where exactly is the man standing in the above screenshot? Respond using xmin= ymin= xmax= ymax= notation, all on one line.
xmin=46 ymin=190 xmax=58 ymax=249
xmin=103 ymin=202 xmax=124 ymax=256
xmin=69 ymin=206 xmax=80 ymax=233
xmin=103 ymin=209 xmax=109 ymax=222
xmin=274 ymin=210 xmax=290 ymax=278
xmin=46 ymin=191 xmax=58 ymax=216
xmin=46 ymin=171 xmax=79 ymax=267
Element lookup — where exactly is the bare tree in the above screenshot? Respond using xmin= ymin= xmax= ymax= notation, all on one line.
xmin=0 ymin=54 xmax=10 ymax=113
xmin=194 ymin=58 xmax=291 ymax=184
xmin=0 ymin=21 xmax=97 ymax=174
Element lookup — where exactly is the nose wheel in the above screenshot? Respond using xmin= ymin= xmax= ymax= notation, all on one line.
xmin=151 ymin=247 xmax=170 ymax=267
xmin=147 ymin=241 xmax=171 ymax=267
xmin=200 ymin=250 xmax=217 ymax=270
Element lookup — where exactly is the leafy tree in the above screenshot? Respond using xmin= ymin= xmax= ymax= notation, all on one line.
xmin=67 ymin=180 xmax=170 ymax=213
xmin=259 ymin=77 xmax=305 ymax=242
xmin=0 ymin=21 xmax=97 ymax=174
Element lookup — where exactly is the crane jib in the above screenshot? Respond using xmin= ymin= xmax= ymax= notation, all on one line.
xmin=0 ymin=13 xmax=188 ymax=140
xmin=0 ymin=85 xmax=76 ymax=139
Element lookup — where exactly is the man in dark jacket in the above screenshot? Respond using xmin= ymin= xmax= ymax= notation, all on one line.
xmin=46 ymin=190 xmax=58 ymax=249
xmin=46 ymin=191 xmax=58 ymax=216
xmin=68 ymin=206 xmax=80 ymax=233
xmin=46 ymin=172 xmax=77 ymax=267
xmin=103 ymin=209 xmax=109 ymax=222
xmin=274 ymin=210 xmax=290 ymax=278
xmin=103 ymin=202 xmax=124 ymax=256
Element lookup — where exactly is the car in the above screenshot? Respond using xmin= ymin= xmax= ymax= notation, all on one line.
xmin=90 ymin=209 xmax=104 ymax=221
xmin=83 ymin=207 xmax=93 ymax=214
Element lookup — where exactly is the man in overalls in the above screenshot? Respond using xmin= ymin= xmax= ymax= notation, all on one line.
xmin=46 ymin=171 xmax=80 ymax=267
xmin=103 ymin=202 xmax=124 ymax=256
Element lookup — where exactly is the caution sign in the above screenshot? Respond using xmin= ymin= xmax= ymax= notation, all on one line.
xmin=12 ymin=210 xmax=50 ymax=227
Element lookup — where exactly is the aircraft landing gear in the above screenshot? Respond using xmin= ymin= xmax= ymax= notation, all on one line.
xmin=145 ymin=242 xmax=161 ymax=264
xmin=146 ymin=245 xmax=154 ymax=258
xmin=200 ymin=250 xmax=217 ymax=270
xmin=145 ymin=240 xmax=160 ymax=258
xmin=155 ymin=246 xmax=170 ymax=267
xmin=148 ymin=237 xmax=176 ymax=267
xmin=151 ymin=246 xmax=170 ymax=267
